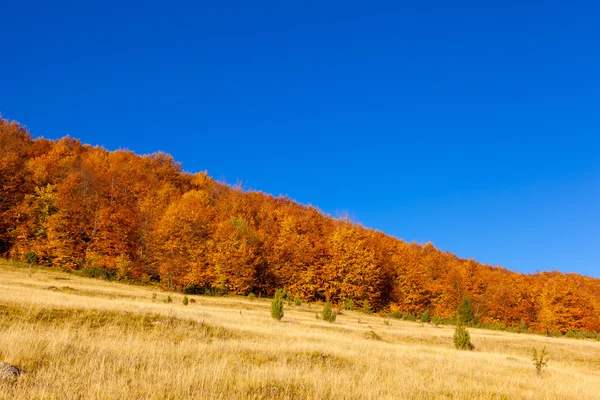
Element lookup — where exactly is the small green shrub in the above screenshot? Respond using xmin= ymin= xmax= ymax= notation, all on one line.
xmin=247 ymin=292 xmax=256 ymax=300
xmin=388 ymin=310 xmax=403 ymax=319
xmin=294 ymin=296 xmax=302 ymax=306
xmin=342 ymin=298 xmax=354 ymax=310
xmin=361 ymin=299 xmax=373 ymax=314
xmin=219 ymin=280 xmax=227 ymax=296
xmin=420 ymin=310 xmax=431 ymax=323
xmin=79 ymin=266 xmax=116 ymax=280
xmin=322 ymin=301 xmax=337 ymax=322
xmin=565 ymin=330 xmax=600 ymax=340
xmin=165 ymin=295 xmax=173 ymax=304
xmin=24 ymin=251 xmax=39 ymax=265
xmin=457 ymin=295 xmax=476 ymax=325
xmin=532 ymin=346 xmax=549 ymax=376
xmin=182 ymin=284 xmax=223 ymax=296
xmin=271 ymin=298 xmax=284 ymax=321
xmin=203 ymin=287 xmax=219 ymax=296
xmin=518 ymin=319 xmax=527 ymax=332
xmin=183 ymin=284 xmax=207 ymax=295
xmin=403 ymin=312 xmax=416 ymax=321
xmin=453 ymin=323 xmax=473 ymax=350
xmin=182 ymin=295 xmax=189 ymax=306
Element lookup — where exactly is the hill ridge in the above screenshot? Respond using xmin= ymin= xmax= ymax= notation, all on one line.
xmin=1 ymin=118 xmax=599 ymax=334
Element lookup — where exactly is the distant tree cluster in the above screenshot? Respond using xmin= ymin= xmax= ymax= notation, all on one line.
xmin=1 ymin=118 xmax=599 ymax=334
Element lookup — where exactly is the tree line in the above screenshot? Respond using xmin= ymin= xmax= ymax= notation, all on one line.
xmin=1 ymin=118 xmax=599 ymax=334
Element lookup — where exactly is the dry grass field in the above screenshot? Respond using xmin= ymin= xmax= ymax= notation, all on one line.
xmin=1 ymin=260 xmax=599 ymax=399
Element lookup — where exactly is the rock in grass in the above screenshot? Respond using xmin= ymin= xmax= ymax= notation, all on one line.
xmin=0 ymin=362 xmax=20 ymax=379
xmin=364 ymin=330 xmax=382 ymax=341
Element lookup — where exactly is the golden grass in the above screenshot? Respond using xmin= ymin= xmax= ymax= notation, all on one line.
xmin=1 ymin=260 xmax=599 ymax=399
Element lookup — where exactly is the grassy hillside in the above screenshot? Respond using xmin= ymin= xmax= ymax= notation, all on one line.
xmin=1 ymin=260 xmax=599 ymax=399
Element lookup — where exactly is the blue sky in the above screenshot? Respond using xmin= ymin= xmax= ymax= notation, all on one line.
xmin=1 ymin=1 xmax=598 ymax=277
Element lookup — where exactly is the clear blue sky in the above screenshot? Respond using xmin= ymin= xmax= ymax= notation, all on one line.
xmin=1 ymin=1 xmax=598 ymax=277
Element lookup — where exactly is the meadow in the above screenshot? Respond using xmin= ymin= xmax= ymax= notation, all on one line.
xmin=0 ymin=259 xmax=599 ymax=399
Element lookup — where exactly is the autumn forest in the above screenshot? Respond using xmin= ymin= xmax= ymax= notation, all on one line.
xmin=1 ymin=118 xmax=599 ymax=335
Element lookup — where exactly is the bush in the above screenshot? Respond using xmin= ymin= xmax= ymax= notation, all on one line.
xmin=420 ymin=310 xmax=431 ymax=323
xmin=388 ymin=310 xmax=403 ymax=319
xmin=518 ymin=319 xmax=528 ymax=332
xmin=183 ymin=284 xmax=227 ymax=296
xmin=342 ymin=298 xmax=354 ymax=310
xmin=165 ymin=295 xmax=173 ymax=304
xmin=219 ymin=280 xmax=227 ymax=296
xmin=361 ymin=299 xmax=373 ymax=314
xmin=532 ymin=346 xmax=549 ymax=376
xmin=322 ymin=301 xmax=337 ymax=322
xmin=294 ymin=296 xmax=302 ymax=306
xmin=182 ymin=295 xmax=189 ymax=306
xmin=23 ymin=251 xmax=38 ymax=265
xmin=565 ymin=330 xmax=600 ymax=340
xmin=183 ymin=285 xmax=206 ymax=295
xmin=271 ymin=298 xmax=284 ymax=321
xmin=79 ymin=266 xmax=116 ymax=280
xmin=403 ymin=312 xmax=417 ymax=322
xmin=546 ymin=330 xmax=562 ymax=338
xmin=203 ymin=287 xmax=219 ymax=296
xmin=247 ymin=292 xmax=256 ymax=300
xmin=453 ymin=323 xmax=473 ymax=350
